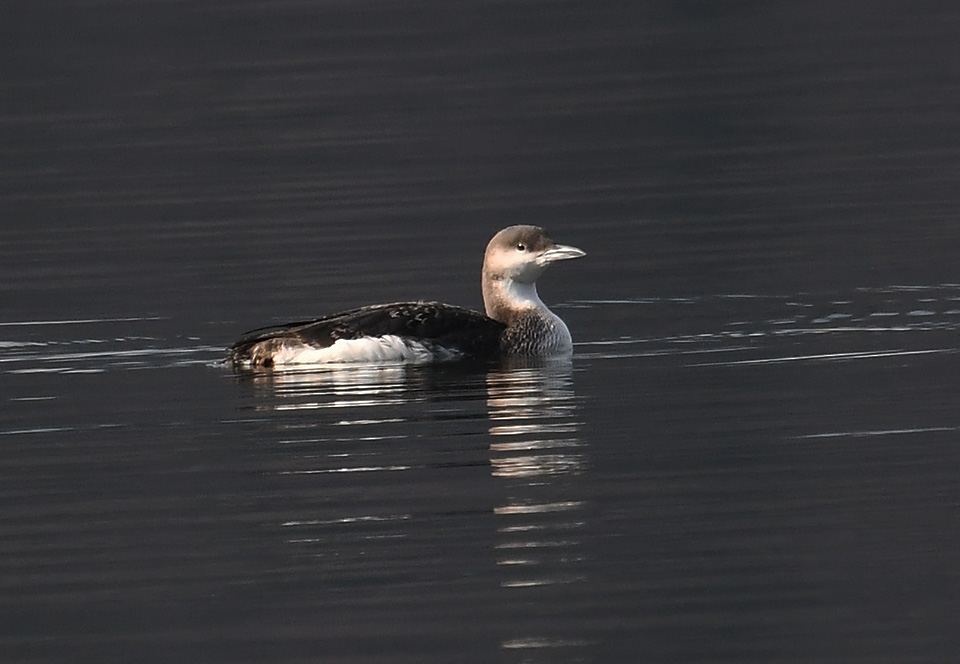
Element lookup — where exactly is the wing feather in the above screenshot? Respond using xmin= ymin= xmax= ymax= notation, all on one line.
xmin=228 ymin=302 xmax=505 ymax=366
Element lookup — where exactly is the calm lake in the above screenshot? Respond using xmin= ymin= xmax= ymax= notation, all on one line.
xmin=3 ymin=2 xmax=960 ymax=662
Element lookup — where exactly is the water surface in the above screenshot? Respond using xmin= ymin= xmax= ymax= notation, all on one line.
xmin=3 ymin=2 xmax=960 ymax=662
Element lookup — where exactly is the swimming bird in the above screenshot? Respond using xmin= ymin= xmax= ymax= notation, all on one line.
xmin=228 ymin=225 xmax=585 ymax=368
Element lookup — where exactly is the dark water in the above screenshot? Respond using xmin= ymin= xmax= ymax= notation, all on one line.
xmin=3 ymin=2 xmax=960 ymax=662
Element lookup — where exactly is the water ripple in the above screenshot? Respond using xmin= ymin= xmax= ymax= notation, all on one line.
xmin=0 ymin=318 xmax=223 ymax=373
xmin=576 ymin=284 xmax=960 ymax=364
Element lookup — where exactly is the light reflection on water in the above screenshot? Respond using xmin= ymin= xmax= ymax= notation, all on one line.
xmin=487 ymin=361 xmax=584 ymax=480
xmin=485 ymin=361 xmax=592 ymax=655
xmin=3 ymin=283 xmax=959 ymax=661
xmin=230 ymin=357 xmax=592 ymax=659
xmin=0 ymin=318 xmax=222 ymax=374
xmin=575 ymin=283 xmax=960 ymax=365
xmin=237 ymin=363 xmax=412 ymax=413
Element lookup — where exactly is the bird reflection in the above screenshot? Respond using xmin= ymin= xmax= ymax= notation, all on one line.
xmin=486 ymin=358 xmax=592 ymax=655
xmin=232 ymin=358 xmax=591 ymax=655
xmin=233 ymin=363 xmax=413 ymax=411
xmin=487 ymin=359 xmax=583 ymax=478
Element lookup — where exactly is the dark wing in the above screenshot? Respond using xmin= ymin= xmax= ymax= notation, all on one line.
xmin=228 ymin=301 xmax=506 ymax=364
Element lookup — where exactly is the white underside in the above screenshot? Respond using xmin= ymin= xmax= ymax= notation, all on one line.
xmin=269 ymin=335 xmax=461 ymax=366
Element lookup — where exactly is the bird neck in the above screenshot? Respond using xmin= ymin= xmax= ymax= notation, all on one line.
xmin=483 ymin=274 xmax=547 ymax=324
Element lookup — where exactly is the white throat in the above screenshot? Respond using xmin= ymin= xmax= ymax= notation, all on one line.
xmin=500 ymin=278 xmax=544 ymax=311
xmin=484 ymin=275 xmax=549 ymax=321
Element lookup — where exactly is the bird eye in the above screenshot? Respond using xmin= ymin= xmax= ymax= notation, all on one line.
xmin=516 ymin=243 xmax=526 ymax=251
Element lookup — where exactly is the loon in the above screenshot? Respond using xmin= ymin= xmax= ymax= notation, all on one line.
xmin=228 ymin=225 xmax=585 ymax=368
